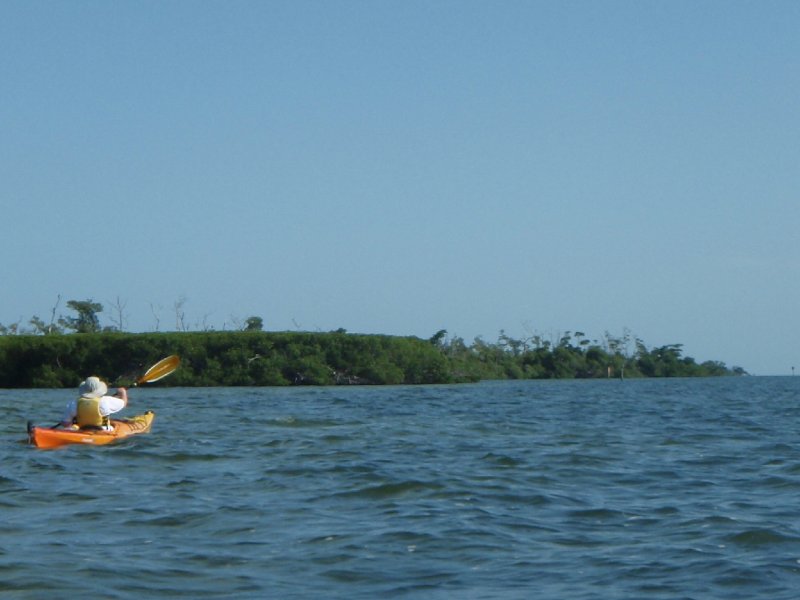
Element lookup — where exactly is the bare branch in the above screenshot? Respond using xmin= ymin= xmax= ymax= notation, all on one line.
xmin=108 ymin=295 xmax=128 ymax=331
xmin=174 ymin=296 xmax=188 ymax=331
xmin=149 ymin=302 xmax=162 ymax=332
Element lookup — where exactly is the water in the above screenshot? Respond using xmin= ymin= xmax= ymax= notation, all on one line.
xmin=3 ymin=377 xmax=800 ymax=599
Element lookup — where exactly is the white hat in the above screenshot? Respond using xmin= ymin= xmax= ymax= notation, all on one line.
xmin=78 ymin=376 xmax=108 ymax=398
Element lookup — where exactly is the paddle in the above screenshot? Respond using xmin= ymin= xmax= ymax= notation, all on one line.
xmin=133 ymin=354 xmax=181 ymax=386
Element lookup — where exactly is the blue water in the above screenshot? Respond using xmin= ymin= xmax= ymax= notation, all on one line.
xmin=3 ymin=377 xmax=800 ymax=598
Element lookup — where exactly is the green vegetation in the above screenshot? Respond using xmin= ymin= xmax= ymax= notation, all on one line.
xmin=434 ymin=330 xmax=747 ymax=381
xmin=0 ymin=299 xmax=746 ymax=387
xmin=0 ymin=331 xmax=450 ymax=388
xmin=0 ymin=329 xmax=744 ymax=389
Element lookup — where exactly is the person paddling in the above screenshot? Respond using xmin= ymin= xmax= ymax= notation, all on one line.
xmin=61 ymin=376 xmax=128 ymax=431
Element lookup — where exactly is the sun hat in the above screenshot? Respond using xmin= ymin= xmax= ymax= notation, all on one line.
xmin=78 ymin=376 xmax=108 ymax=398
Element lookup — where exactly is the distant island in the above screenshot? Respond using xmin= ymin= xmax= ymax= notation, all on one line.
xmin=0 ymin=299 xmax=746 ymax=387
xmin=0 ymin=329 xmax=745 ymax=388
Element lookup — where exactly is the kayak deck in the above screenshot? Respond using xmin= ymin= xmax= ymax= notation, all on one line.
xmin=28 ymin=411 xmax=155 ymax=449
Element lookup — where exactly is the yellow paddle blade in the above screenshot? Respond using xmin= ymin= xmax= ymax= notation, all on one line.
xmin=137 ymin=355 xmax=181 ymax=385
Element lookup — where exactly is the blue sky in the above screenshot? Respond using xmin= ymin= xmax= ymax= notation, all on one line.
xmin=2 ymin=1 xmax=798 ymax=375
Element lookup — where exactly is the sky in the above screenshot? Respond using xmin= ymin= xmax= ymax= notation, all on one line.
xmin=1 ymin=1 xmax=798 ymax=375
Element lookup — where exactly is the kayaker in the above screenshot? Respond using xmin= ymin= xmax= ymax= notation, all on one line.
xmin=61 ymin=376 xmax=128 ymax=430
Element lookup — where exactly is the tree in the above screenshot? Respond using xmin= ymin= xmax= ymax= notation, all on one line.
xmin=150 ymin=302 xmax=162 ymax=331
xmin=244 ymin=316 xmax=264 ymax=332
xmin=0 ymin=320 xmax=23 ymax=335
xmin=174 ymin=296 xmax=188 ymax=331
xmin=429 ymin=329 xmax=447 ymax=347
xmin=108 ymin=296 xmax=128 ymax=331
xmin=29 ymin=315 xmax=64 ymax=335
xmin=59 ymin=299 xmax=103 ymax=333
xmin=498 ymin=330 xmax=525 ymax=356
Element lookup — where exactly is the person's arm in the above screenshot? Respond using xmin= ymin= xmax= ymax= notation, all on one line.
xmin=61 ymin=400 xmax=77 ymax=427
xmin=99 ymin=389 xmax=128 ymax=417
xmin=115 ymin=387 xmax=128 ymax=407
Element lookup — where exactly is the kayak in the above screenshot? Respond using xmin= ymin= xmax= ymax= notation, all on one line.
xmin=27 ymin=411 xmax=155 ymax=449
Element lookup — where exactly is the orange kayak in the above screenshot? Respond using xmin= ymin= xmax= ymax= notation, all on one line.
xmin=27 ymin=412 xmax=155 ymax=449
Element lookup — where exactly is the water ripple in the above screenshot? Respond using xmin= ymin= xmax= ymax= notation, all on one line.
xmin=5 ymin=378 xmax=800 ymax=598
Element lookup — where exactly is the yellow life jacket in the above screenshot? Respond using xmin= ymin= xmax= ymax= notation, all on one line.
xmin=76 ymin=396 xmax=110 ymax=429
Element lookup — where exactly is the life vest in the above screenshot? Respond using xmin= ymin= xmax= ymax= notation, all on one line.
xmin=76 ymin=396 xmax=110 ymax=429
